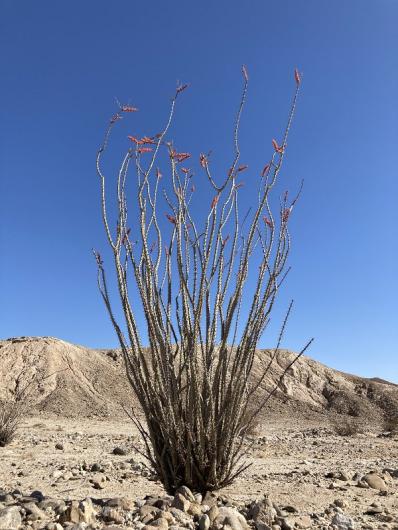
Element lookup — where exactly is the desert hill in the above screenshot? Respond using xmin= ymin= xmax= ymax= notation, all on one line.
xmin=0 ymin=336 xmax=397 ymax=425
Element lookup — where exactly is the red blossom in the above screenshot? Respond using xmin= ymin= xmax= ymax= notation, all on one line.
xmin=121 ymin=105 xmax=138 ymax=112
xmin=141 ymin=136 xmax=155 ymax=144
xmin=272 ymin=139 xmax=284 ymax=154
xmin=166 ymin=213 xmax=176 ymax=225
xmin=234 ymin=182 xmax=244 ymax=189
xmin=156 ymin=168 xmax=162 ymax=179
xmin=238 ymin=164 xmax=248 ymax=172
xmin=282 ymin=208 xmax=291 ymax=222
xmin=190 ymin=184 xmax=196 ymax=192
xmin=110 ymin=113 xmax=122 ymax=124
xmin=176 ymin=83 xmax=189 ymax=94
xmin=181 ymin=167 xmax=190 ymax=174
xmin=200 ymin=153 xmax=207 ymax=167
xmin=171 ymin=150 xmax=191 ymax=163
xmin=128 ymin=136 xmax=143 ymax=145
xmin=222 ymin=234 xmax=230 ymax=246
xmin=261 ymin=163 xmax=270 ymax=177
xmin=263 ymin=216 xmax=273 ymax=229
xmin=294 ymin=68 xmax=301 ymax=86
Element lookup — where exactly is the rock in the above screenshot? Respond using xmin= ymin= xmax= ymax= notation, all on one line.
xmin=199 ymin=514 xmax=210 ymax=530
xmin=187 ymin=502 xmax=202 ymax=516
xmin=331 ymin=513 xmax=355 ymax=530
xmin=338 ymin=471 xmax=350 ymax=481
xmin=295 ymin=515 xmax=312 ymax=529
xmin=279 ymin=518 xmax=294 ymax=530
xmin=207 ymin=505 xmax=219 ymax=523
xmin=63 ymin=498 xmax=96 ymax=525
xmin=334 ymin=499 xmax=348 ymax=509
xmin=175 ymin=486 xmax=196 ymax=503
xmin=150 ymin=517 xmax=169 ymax=530
xmin=112 ymin=446 xmax=128 ymax=456
xmin=172 ymin=493 xmax=190 ymax=512
xmin=363 ymin=473 xmax=387 ymax=491
xmin=248 ymin=498 xmax=276 ymax=523
xmin=203 ymin=492 xmax=218 ymax=508
xmin=139 ymin=505 xmax=162 ymax=519
xmin=0 ymin=506 xmax=22 ymax=529
xmin=39 ymin=498 xmax=67 ymax=514
xmin=30 ymin=491 xmax=45 ymax=502
xmin=102 ymin=506 xmax=124 ymax=524
xmin=214 ymin=506 xmax=249 ymax=530
xmin=24 ymin=502 xmax=47 ymax=521
xmin=281 ymin=506 xmax=298 ymax=514
xmin=91 ymin=479 xmax=105 ymax=490
xmin=106 ymin=497 xmax=135 ymax=511
xmin=364 ymin=503 xmax=383 ymax=515
xmin=55 ymin=443 xmax=64 ymax=450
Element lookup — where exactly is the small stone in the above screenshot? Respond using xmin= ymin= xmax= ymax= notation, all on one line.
xmin=150 ymin=517 xmax=169 ymax=530
xmin=90 ymin=463 xmax=101 ymax=472
xmin=55 ymin=443 xmax=64 ymax=450
xmin=62 ymin=498 xmax=96 ymax=525
xmin=112 ymin=446 xmax=128 ymax=456
xmin=102 ymin=507 xmax=124 ymax=524
xmin=295 ymin=516 xmax=312 ymax=529
xmin=24 ymin=502 xmax=47 ymax=521
xmin=199 ymin=514 xmax=210 ymax=530
xmin=214 ymin=506 xmax=249 ymax=530
xmin=363 ymin=473 xmax=387 ymax=491
xmin=175 ymin=486 xmax=196 ymax=503
xmin=334 ymin=499 xmax=348 ymax=509
xmin=172 ymin=493 xmax=190 ymax=513
xmin=0 ymin=506 xmax=22 ymax=530
xmin=188 ymin=502 xmax=202 ymax=516
xmin=139 ymin=505 xmax=162 ymax=519
xmin=106 ymin=497 xmax=135 ymax=511
xmin=207 ymin=505 xmax=219 ymax=523
xmin=39 ymin=498 xmax=66 ymax=514
xmin=280 ymin=518 xmax=294 ymax=530
xmin=331 ymin=513 xmax=355 ymax=530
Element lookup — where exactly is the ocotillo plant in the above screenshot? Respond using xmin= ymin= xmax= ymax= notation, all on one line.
xmin=94 ymin=67 xmax=312 ymax=494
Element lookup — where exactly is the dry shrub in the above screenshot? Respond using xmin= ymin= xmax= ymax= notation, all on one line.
xmin=0 ymin=398 xmax=27 ymax=447
xmin=95 ymin=67 xmax=311 ymax=493
xmin=383 ymin=409 xmax=398 ymax=433
xmin=333 ymin=416 xmax=362 ymax=436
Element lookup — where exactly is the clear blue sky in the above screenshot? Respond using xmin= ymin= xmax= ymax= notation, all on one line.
xmin=1 ymin=1 xmax=397 ymax=381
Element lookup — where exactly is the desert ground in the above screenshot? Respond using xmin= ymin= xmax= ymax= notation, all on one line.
xmin=0 ymin=337 xmax=397 ymax=529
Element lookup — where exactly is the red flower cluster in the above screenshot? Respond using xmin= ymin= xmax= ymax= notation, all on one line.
xmin=110 ymin=113 xmax=122 ymax=124
xmin=171 ymin=151 xmax=191 ymax=163
xmin=121 ymin=105 xmax=138 ymax=112
xmin=272 ymin=139 xmax=284 ymax=154
xmin=263 ymin=216 xmax=273 ymax=229
xmin=166 ymin=213 xmax=176 ymax=225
